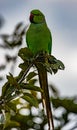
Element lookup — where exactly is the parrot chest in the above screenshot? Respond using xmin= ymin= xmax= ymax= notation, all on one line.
xmin=26 ymin=24 xmax=51 ymax=54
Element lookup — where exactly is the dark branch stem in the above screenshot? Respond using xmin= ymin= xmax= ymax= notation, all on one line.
xmin=18 ymin=63 xmax=33 ymax=84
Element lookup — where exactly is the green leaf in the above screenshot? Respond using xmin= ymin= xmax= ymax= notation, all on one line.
xmin=16 ymin=70 xmax=25 ymax=82
xmin=52 ymin=68 xmax=58 ymax=74
xmin=2 ymin=74 xmax=20 ymax=101
xmin=44 ymin=62 xmax=52 ymax=74
xmin=19 ymin=62 xmax=29 ymax=71
xmin=2 ymin=82 xmax=9 ymax=97
xmin=52 ymin=97 xmax=77 ymax=113
xmin=26 ymin=71 xmax=37 ymax=81
xmin=18 ymin=47 xmax=33 ymax=61
xmin=4 ymin=86 xmax=16 ymax=100
xmin=20 ymin=83 xmax=42 ymax=92
xmin=4 ymin=112 xmax=20 ymax=129
xmin=48 ymin=55 xmax=57 ymax=64
xmin=57 ymin=60 xmax=65 ymax=70
xmin=7 ymin=73 xmax=18 ymax=86
xmin=43 ymin=54 xmax=65 ymax=74
xmin=50 ymin=63 xmax=59 ymax=74
xmin=6 ymin=101 xmax=17 ymax=112
xmin=2 ymin=82 xmax=16 ymax=101
xmin=29 ymin=79 xmax=37 ymax=85
xmin=22 ymin=93 xmax=38 ymax=107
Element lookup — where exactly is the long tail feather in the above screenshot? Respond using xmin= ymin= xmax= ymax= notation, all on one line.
xmin=36 ymin=63 xmax=54 ymax=130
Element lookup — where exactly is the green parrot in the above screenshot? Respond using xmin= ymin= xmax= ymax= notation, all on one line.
xmin=26 ymin=9 xmax=54 ymax=130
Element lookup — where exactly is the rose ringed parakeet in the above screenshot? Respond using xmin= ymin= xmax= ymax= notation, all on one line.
xmin=26 ymin=9 xmax=54 ymax=130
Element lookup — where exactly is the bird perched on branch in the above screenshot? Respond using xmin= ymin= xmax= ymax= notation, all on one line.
xmin=26 ymin=9 xmax=54 ymax=130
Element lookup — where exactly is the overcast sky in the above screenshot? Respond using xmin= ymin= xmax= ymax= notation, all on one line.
xmin=0 ymin=0 xmax=77 ymax=97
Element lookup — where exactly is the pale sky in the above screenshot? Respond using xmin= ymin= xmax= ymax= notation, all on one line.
xmin=0 ymin=0 xmax=77 ymax=97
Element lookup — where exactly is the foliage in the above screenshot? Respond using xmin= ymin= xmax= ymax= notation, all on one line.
xmin=0 ymin=21 xmax=77 ymax=130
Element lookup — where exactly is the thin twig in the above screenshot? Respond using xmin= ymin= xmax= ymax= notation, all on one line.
xmin=18 ymin=63 xmax=33 ymax=84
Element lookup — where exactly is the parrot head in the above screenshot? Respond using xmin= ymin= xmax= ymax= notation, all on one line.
xmin=29 ymin=9 xmax=45 ymax=24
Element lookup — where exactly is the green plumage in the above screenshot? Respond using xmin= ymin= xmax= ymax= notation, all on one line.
xmin=26 ymin=9 xmax=52 ymax=55
xmin=26 ymin=9 xmax=54 ymax=130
